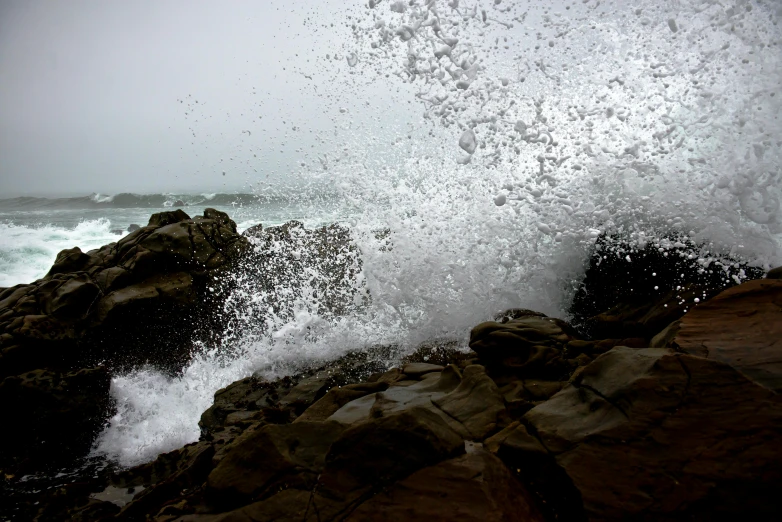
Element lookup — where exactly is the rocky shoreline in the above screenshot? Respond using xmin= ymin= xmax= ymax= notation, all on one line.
xmin=1 ymin=209 xmax=780 ymax=521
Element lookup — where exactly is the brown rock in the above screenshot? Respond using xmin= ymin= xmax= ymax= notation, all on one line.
xmin=469 ymin=315 xmax=578 ymax=378
xmin=660 ymin=279 xmax=782 ymax=391
xmin=433 ymin=365 xmax=505 ymax=440
xmin=524 ymin=347 xmax=782 ymax=521
xmin=316 ymin=408 xmax=465 ymax=503
xmin=207 ymin=421 xmax=345 ymax=508
xmin=294 ymin=381 xmax=389 ymax=423
xmin=346 ymin=448 xmax=545 ymax=522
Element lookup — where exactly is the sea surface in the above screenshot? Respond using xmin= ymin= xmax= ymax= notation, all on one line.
xmin=0 ymin=193 xmax=350 ymax=287
xmin=2 ymin=0 xmax=782 ymax=472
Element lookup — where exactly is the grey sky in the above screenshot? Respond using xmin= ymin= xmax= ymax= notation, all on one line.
xmin=0 ymin=0 xmax=418 ymax=197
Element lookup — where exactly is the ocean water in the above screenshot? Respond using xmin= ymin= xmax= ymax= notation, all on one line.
xmin=0 ymin=194 xmax=351 ymax=287
xmin=3 ymin=0 xmax=781 ymax=469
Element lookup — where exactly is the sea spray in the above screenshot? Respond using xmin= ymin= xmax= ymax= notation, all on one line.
xmin=94 ymin=0 xmax=782 ymax=468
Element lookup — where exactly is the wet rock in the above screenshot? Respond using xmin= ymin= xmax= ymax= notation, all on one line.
xmin=114 ymin=442 xmax=215 ymax=520
xmin=0 ymin=367 xmax=111 ymax=474
xmin=127 ymin=224 xmax=141 ymax=233
xmin=294 ymin=381 xmax=389 ymax=423
xmin=401 ymin=362 xmax=444 ymax=377
xmin=486 ymin=421 xmax=587 ymax=522
xmin=346 ymin=448 xmax=545 ymax=522
xmin=658 ymin=278 xmax=782 ymax=392
xmin=469 ymin=314 xmax=579 ymax=378
xmin=432 ymin=365 xmax=505 ymax=440
xmin=206 ymin=421 xmax=345 ymax=508
xmin=46 ymin=247 xmax=91 ymax=276
xmin=524 ymin=347 xmax=782 ymax=521
xmin=568 ymin=233 xmax=764 ymax=339
xmin=314 ymin=408 xmax=465 ymax=511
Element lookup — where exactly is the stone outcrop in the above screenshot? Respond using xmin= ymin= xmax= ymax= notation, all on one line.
xmin=0 ymin=209 xmax=248 ymax=476
xmin=5 ymin=221 xmax=781 ymax=521
xmin=521 ymin=347 xmax=782 ymax=520
xmin=652 ymin=278 xmax=782 ymax=392
xmin=568 ymin=233 xmax=764 ymax=339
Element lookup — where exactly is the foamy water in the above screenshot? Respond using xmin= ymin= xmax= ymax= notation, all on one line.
xmin=0 ymin=220 xmax=120 ymax=287
xmin=86 ymin=0 xmax=782 ymax=466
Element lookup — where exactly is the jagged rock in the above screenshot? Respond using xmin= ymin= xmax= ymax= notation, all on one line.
xmin=294 ymin=381 xmax=389 ymax=423
xmin=655 ymin=279 xmax=782 ymax=392
xmin=0 ymin=367 xmax=111 ymax=474
xmin=206 ymin=421 xmax=346 ymax=509
xmin=401 ymin=362 xmax=444 ymax=377
xmin=432 ymin=365 xmax=505 ymax=440
xmin=0 ymin=208 xmax=247 ymax=380
xmin=346 ymin=448 xmax=545 ymax=522
xmin=469 ymin=314 xmax=579 ymax=378
xmin=568 ymin=234 xmax=764 ymax=339
xmin=313 ymin=408 xmax=465 ymax=515
xmin=523 ymin=347 xmax=782 ymax=521
xmin=486 ymin=421 xmax=586 ymax=522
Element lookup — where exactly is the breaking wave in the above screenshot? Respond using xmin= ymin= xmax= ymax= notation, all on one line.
xmin=93 ymin=0 xmax=782 ymax=467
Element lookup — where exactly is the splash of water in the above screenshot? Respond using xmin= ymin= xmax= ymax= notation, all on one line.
xmin=94 ymin=0 xmax=782 ymax=467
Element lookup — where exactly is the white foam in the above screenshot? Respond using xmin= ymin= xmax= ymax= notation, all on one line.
xmin=0 ymin=220 xmax=119 ymax=287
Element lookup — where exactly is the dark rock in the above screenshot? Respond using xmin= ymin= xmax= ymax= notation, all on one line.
xmin=172 ymin=199 xmax=186 ymax=207
xmin=432 ymin=365 xmax=505 ymax=440
xmin=311 ymin=407 xmax=465 ymax=517
xmin=346 ymin=448 xmax=546 ymax=522
xmin=241 ymin=223 xmax=263 ymax=238
xmin=295 ymin=381 xmax=389 ymax=423
xmin=523 ymin=347 xmax=782 ymax=521
xmin=401 ymin=362 xmax=444 ymax=377
xmin=658 ymin=279 xmax=782 ymax=392
xmin=127 ymin=224 xmax=141 ymax=233
xmin=148 ymin=209 xmax=190 ymax=227
xmin=486 ymin=421 xmax=587 ymax=522
xmin=46 ymin=247 xmax=91 ymax=276
xmin=206 ymin=421 xmax=345 ymax=508
xmin=569 ymin=233 xmax=765 ymax=339
xmin=469 ymin=314 xmax=579 ymax=378
xmin=0 ymin=367 xmax=111 ymax=474
xmin=766 ymin=265 xmax=782 ymax=279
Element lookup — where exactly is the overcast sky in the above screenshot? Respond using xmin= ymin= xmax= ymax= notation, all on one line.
xmin=0 ymin=0 xmax=420 ymax=197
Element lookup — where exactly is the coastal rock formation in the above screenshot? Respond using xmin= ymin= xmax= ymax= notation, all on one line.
xmin=0 ymin=208 xmax=248 ymax=475
xmin=653 ymin=278 xmax=782 ymax=392
xmin=4 ymin=214 xmax=781 ymax=521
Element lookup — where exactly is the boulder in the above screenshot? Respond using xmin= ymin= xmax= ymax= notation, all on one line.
xmin=568 ymin=233 xmax=764 ymax=338
xmin=523 ymin=347 xmax=782 ymax=521
xmin=432 ymin=365 xmax=505 ymax=440
xmin=314 ymin=408 xmax=465 ymax=512
xmin=346 ymin=448 xmax=545 ymax=522
xmin=656 ymin=279 xmax=782 ymax=392
xmin=469 ymin=314 xmax=579 ymax=378
xmin=0 ymin=367 xmax=111 ymax=474
xmin=206 ymin=421 xmax=345 ymax=509
xmin=767 ymin=265 xmax=782 ymax=279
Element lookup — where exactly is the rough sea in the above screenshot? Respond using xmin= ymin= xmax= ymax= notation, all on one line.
xmin=2 ymin=0 xmax=781 ymax=470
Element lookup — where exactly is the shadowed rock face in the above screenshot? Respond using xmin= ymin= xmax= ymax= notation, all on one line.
xmin=0 ymin=209 xmax=248 ymax=475
xmin=523 ymin=347 xmax=782 ymax=521
xmin=568 ymin=234 xmax=765 ymax=339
